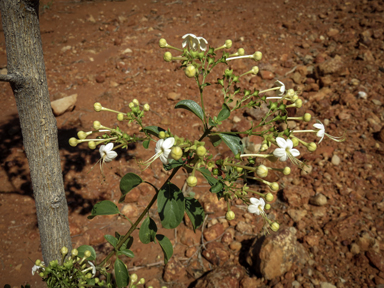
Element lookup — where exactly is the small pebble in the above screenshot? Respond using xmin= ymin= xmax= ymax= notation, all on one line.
xmin=357 ymin=91 xmax=367 ymax=99
xmin=331 ymin=154 xmax=340 ymax=165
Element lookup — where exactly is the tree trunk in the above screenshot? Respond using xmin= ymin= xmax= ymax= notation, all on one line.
xmin=0 ymin=0 xmax=72 ymax=264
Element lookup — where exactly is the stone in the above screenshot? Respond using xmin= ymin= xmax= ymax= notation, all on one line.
xmin=178 ymin=226 xmax=201 ymax=246
xmin=202 ymin=242 xmax=229 ymax=266
xmin=331 ymin=154 xmax=340 ymax=165
xmin=51 ymin=94 xmax=77 ymax=116
xmin=61 ymin=45 xmax=71 ymax=53
xmin=240 ymin=276 xmax=262 ymax=288
xmin=283 ymin=185 xmax=312 ymax=207
xmin=122 ymin=48 xmax=132 ymax=54
xmin=229 ymin=241 xmax=242 ymax=251
xmin=123 ymin=188 xmax=141 ymax=203
xmin=203 ymin=223 xmax=224 ymax=241
xmin=95 ymin=75 xmax=105 ymax=83
xmin=323 ymin=215 xmax=359 ymax=241
xmin=163 ymin=259 xmax=186 ymax=282
xmin=120 ymin=204 xmax=139 ymax=219
xmin=235 ymin=221 xmax=253 ymax=234
xmin=287 ymin=209 xmax=307 ymax=222
xmin=167 ymin=92 xmax=181 ymax=101
xmin=320 ymin=282 xmax=337 ymax=288
xmin=246 ymin=102 xmax=270 ymax=121
xmin=309 ymin=193 xmax=327 ymax=206
xmin=317 ymin=55 xmax=345 ymax=76
xmin=246 ymin=227 xmax=309 ymax=280
xmin=145 ymin=278 xmax=160 ymax=288
xmin=109 ymin=81 xmax=119 ymax=88
xmin=193 ymin=264 xmax=245 ymax=288
xmin=260 ymin=70 xmax=274 ymax=80
xmin=86 ymin=14 xmax=96 ymax=23
xmin=366 ymin=250 xmax=384 ymax=272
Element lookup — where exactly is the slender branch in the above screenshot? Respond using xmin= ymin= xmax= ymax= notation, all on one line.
xmin=0 ymin=73 xmax=23 ymax=85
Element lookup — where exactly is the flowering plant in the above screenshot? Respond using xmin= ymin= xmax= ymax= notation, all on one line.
xmin=34 ymin=33 xmax=344 ymax=287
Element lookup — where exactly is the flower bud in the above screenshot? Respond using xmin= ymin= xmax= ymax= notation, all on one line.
xmin=271 ymin=222 xmax=280 ymax=232
xmin=130 ymin=273 xmax=138 ymax=283
xmin=159 ymin=38 xmax=167 ymax=48
xmin=61 ymin=246 xmax=68 ymax=255
xmin=133 ymin=99 xmax=139 ymax=106
xmin=238 ymin=48 xmax=245 ymax=56
xmin=294 ymin=99 xmax=302 ymax=108
xmin=291 ymin=95 xmax=299 ymax=102
xmin=253 ymin=51 xmax=262 ymax=61
xmin=291 ymin=137 xmax=299 ymax=147
xmin=88 ymin=141 xmax=96 ymax=150
xmin=84 ymin=250 xmax=91 ymax=258
xmin=251 ymin=66 xmax=259 ymax=75
xmin=69 ymin=137 xmax=78 ymax=147
xmin=129 ymin=102 xmax=135 ymax=109
xmin=86 ymin=273 xmax=92 ymax=279
xmin=270 ymin=182 xmax=279 ymax=191
xmin=170 ymin=146 xmax=183 ymax=160
xmin=77 ymin=131 xmax=88 ymax=140
xmin=259 ymin=143 xmax=269 ymax=152
xmin=283 ymin=167 xmax=291 ymax=175
xmin=35 ymin=259 xmax=41 ymax=266
xmin=93 ymin=121 xmax=101 ymax=130
xmin=265 ymin=193 xmax=274 ymax=202
xmin=265 ymin=203 xmax=271 ymax=210
xmin=39 ymin=272 xmax=45 ymax=277
xmin=164 ymin=52 xmax=172 ymax=62
xmin=236 ymin=167 xmax=243 ymax=173
xmin=143 ymin=104 xmax=150 ymax=111
xmin=187 ymin=176 xmax=197 ymax=187
xmin=117 ymin=113 xmax=124 ymax=121
xmin=286 ymin=89 xmax=295 ymax=97
xmin=159 ymin=131 xmax=166 ymax=139
xmin=71 ymin=249 xmax=78 ymax=256
xmin=225 ymin=39 xmax=232 ymax=48
xmin=256 ymin=165 xmax=268 ymax=178
xmin=138 ymin=278 xmax=145 ymax=285
xmin=196 ymin=146 xmax=206 ymax=157
xmin=185 ymin=65 xmax=196 ymax=78
xmin=94 ymin=102 xmax=102 ymax=112
xmin=307 ymin=142 xmax=317 ymax=152
xmin=226 ymin=211 xmax=235 ymax=221
xmin=303 ymin=113 xmax=312 ymax=122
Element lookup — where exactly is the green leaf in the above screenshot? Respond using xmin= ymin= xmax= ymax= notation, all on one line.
xmin=201 ymin=82 xmax=211 ymax=88
xmin=119 ymin=173 xmax=143 ymax=203
xmin=211 ymin=181 xmax=224 ymax=193
xmin=86 ymin=279 xmax=95 ymax=286
xmin=139 ymin=217 xmax=157 ymax=244
xmin=157 ymin=182 xmax=185 ymax=229
xmin=143 ymin=126 xmax=166 ymax=138
xmin=198 ymin=167 xmax=224 ymax=193
xmin=117 ymin=249 xmax=134 ymax=258
xmin=156 ymin=234 xmax=173 ymax=264
xmin=208 ymin=117 xmax=217 ymax=127
xmin=219 ymin=133 xmax=243 ymax=155
xmin=114 ymin=258 xmax=129 ymax=288
xmin=77 ymin=245 xmax=96 ymax=261
xmin=217 ymin=103 xmax=230 ymax=122
xmin=163 ymin=158 xmax=185 ymax=171
xmin=209 ymin=134 xmax=222 ymax=147
xmin=120 ymin=236 xmax=134 ymax=250
xmin=185 ymin=198 xmax=205 ymax=231
xmin=88 ymin=201 xmax=119 ymax=219
xmin=104 ymin=235 xmax=118 ymax=248
xmin=143 ymin=139 xmax=150 ymax=149
xmin=175 ymin=100 xmax=204 ymax=122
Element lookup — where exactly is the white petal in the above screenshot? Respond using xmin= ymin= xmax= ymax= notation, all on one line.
xmin=249 ymin=197 xmax=259 ymax=205
xmin=159 ymin=153 xmax=169 ymax=164
xmin=316 ymin=130 xmax=325 ymax=138
xmin=197 ymin=37 xmax=208 ymax=51
xmin=182 ymin=33 xmax=196 ymax=39
xmin=313 ymin=123 xmax=324 ymax=130
xmin=259 ymin=198 xmax=266 ymax=207
xmin=273 ymin=148 xmax=286 ymax=158
xmin=88 ymin=261 xmax=96 ymax=277
xmin=286 ymin=138 xmax=293 ymax=150
xmin=155 ymin=139 xmax=164 ymax=154
xmin=162 ymin=137 xmax=175 ymax=149
xmin=290 ymin=149 xmax=300 ymax=158
xmin=275 ymin=137 xmax=287 ymax=148
xmin=99 ymin=144 xmax=106 ymax=157
xmin=104 ymin=142 xmax=114 ymax=152
xmin=104 ymin=151 xmax=118 ymax=162
xmin=248 ymin=204 xmax=260 ymax=215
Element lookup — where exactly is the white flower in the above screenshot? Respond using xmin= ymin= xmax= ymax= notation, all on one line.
xmin=182 ymin=34 xmax=208 ymax=51
xmin=313 ymin=121 xmax=325 ymax=143
xmin=88 ymin=261 xmax=96 ymax=277
xmin=248 ymin=198 xmax=265 ymax=215
xmin=275 ymin=80 xmax=285 ymax=96
xmin=32 ymin=262 xmax=45 ymax=275
xmin=99 ymin=142 xmax=118 ymax=163
xmin=273 ymin=137 xmax=300 ymax=162
xmin=155 ymin=137 xmax=175 ymax=164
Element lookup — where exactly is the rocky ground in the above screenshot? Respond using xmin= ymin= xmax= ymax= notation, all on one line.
xmin=1 ymin=0 xmax=384 ymax=287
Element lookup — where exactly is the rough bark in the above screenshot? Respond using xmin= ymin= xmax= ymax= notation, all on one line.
xmin=0 ymin=0 xmax=72 ymax=263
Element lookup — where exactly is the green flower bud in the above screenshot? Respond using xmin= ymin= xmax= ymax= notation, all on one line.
xmin=283 ymin=167 xmax=291 ymax=175
xmin=226 ymin=211 xmax=235 ymax=221
xmin=251 ymin=66 xmax=259 ymax=75
xmin=196 ymin=146 xmax=206 ymax=157
xmin=117 ymin=113 xmax=124 ymax=121
xmin=233 ymin=76 xmax=239 ymax=82
xmin=265 ymin=203 xmax=271 ymax=210
xmin=95 ymin=278 xmax=99 ymax=283
xmin=291 ymin=137 xmax=299 ymax=147
xmin=213 ymin=168 xmax=219 ymax=175
xmin=84 ymin=250 xmax=91 ymax=258
xmin=236 ymin=167 xmax=243 ymax=173
xmin=71 ymin=249 xmax=78 ymax=256
xmin=69 ymin=137 xmax=78 ymax=147
xmin=295 ymin=99 xmax=303 ymax=108
xmin=170 ymin=146 xmax=183 ymax=160
xmin=159 ymin=38 xmax=167 ymax=48
xmin=253 ymin=51 xmax=262 ymax=61
xmin=61 ymin=246 xmax=68 ymax=255
xmin=130 ymin=273 xmax=138 ymax=283
xmin=271 ymin=222 xmax=280 ymax=232
xmin=238 ymin=48 xmax=245 ymax=56
xmin=86 ymin=273 xmax=92 ymax=279
xmin=187 ymin=176 xmax=197 ymax=187
xmin=129 ymin=102 xmax=135 ymax=109
xmin=94 ymin=102 xmax=102 ymax=112
xmin=303 ymin=113 xmax=312 ymax=122
xmin=185 ymin=65 xmax=196 ymax=78
xmin=138 ymin=278 xmax=145 ymax=285
xmin=307 ymin=142 xmax=317 ymax=152
xmin=270 ymin=182 xmax=279 ymax=191
xmin=35 ymin=259 xmax=41 ymax=266
xmin=93 ymin=121 xmax=101 ymax=130
xmin=88 ymin=141 xmax=96 ymax=150
xmin=224 ymin=68 xmax=233 ymax=77
xmin=143 ymin=104 xmax=150 ymax=111
xmin=256 ymin=165 xmax=268 ymax=178
xmin=133 ymin=99 xmax=139 ymax=106
xmin=159 ymin=131 xmax=166 ymax=139
xmin=225 ymin=39 xmax=232 ymax=48
xmin=39 ymin=272 xmax=45 ymax=277
xmin=265 ymin=193 xmax=274 ymax=202
xmin=164 ymin=51 xmax=172 ymax=62
xmin=77 ymin=131 xmax=88 ymax=140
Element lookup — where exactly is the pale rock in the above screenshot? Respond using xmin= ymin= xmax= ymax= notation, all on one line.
xmin=331 ymin=154 xmax=340 ymax=165
xmin=163 ymin=259 xmax=186 ymax=282
xmin=193 ymin=265 xmax=244 ymax=288
xmin=87 ymin=14 xmax=96 ymax=23
xmin=61 ymin=45 xmax=71 ymax=53
xmin=309 ymin=193 xmax=327 ymax=206
xmin=120 ymin=204 xmax=138 ymax=219
xmin=301 ymin=164 xmax=312 ymax=176
xmin=167 ymin=92 xmax=181 ymax=101
xmin=51 ymin=94 xmax=77 ymax=116
xmin=372 ymin=99 xmax=382 ymax=106
xmin=233 ymin=116 xmax=241 ymax=123
xmin=320 ymin=282 xmax=337 ymax=288
xmin=109 ymin=81 xmax=119 ymax=88
xmin=229 ymin=241 xmax=242 ymax=251
xmin=122 ymin=48 xmax=133 ymax=54
xmin=235 ymin=221 xmax=253 ymax=234
xmin=287 ymin=209 xmax=307 ymax=222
